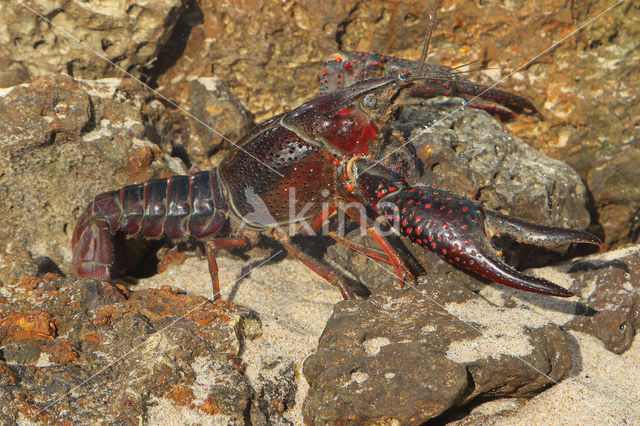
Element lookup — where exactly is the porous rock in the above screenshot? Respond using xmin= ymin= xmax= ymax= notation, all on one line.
xmin=0 ymin=75 xmax=183 ymax=274
xmin=0 ymin=275 xmax=256 ymax=423
xmin=2 ymin=0 xmax=185 ymax=81
xmin=303 ymin=279 xmax=572 ymax=424
xmin=0 ymin=273 xmax=304 ymax=423
xmin=156 ymin=77 xmax=254 ymax=167
xmin=249 ymin=357 xmax=298 ymax=425
xmin=557 ymin=245 xmax=640 ymax=354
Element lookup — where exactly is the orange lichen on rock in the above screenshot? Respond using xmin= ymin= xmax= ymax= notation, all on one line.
xmin=83 ymin=331 xmax=101 ymax=347
xmin=42 ymin=339 xmax=80 ymax=365
xmin=0 ymin=311 xmax=56 ymax=341
xmin=170 ymin=384 xmax=195 ymax=407
xmin=92 ymin=305 xmax=130 ymax=326
xmin=198 ymin=395 xmax=220 ymax=415
xmin=126 ymin=143 xmax=162 ymax=176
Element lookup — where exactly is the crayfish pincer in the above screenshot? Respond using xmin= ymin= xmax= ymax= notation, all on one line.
xmin=336 ymin=156 xmax=603 ymax=297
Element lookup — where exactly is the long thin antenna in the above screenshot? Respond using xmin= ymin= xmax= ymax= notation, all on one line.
xmin=450 ymin=59 xmax=480 ymax=71
xmin=417 ymin=0 xmax=443 ymax=73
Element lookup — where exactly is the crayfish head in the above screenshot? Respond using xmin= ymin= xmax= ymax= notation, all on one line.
xmin=336 ymin=156 xmax=406 ymax=211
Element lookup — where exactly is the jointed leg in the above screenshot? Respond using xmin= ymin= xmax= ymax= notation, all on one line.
xmin=307 ymin=203 xmax=415 ymax=288
xmin=271 ymin=229 xmax=355 ymax=300
xmin=328 ymin=231 xmax=391 ymax=265
xmin=342 ymin=206 xmax=417 ymax=288
xmin=205 ymin=231 xmax=259 ymax=301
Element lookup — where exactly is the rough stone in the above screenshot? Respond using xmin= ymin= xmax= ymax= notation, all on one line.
xmin=0 ymin=75 xmax=184 ymax=273
xmin=0 ymin=273 xmax=299 ymax=423
xmin=2 ymin=0 xmax=185 ymax=81
xmin=303 ymin=281 xmax=572 ymax=424
xmin=0 ymin=275 xmax=253 ymax=422
xmin=250 ymin=357 xmax=297 ymax=425
xmin=158 ymin=77 xmax=254 ymax=168
xmin=563 ymin=245 xmax=640 ymax=354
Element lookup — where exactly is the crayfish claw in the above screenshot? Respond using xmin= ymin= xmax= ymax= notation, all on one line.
xmin=484 ymin=210 xmax=603 ymax=249
xmin=379 ymin=184 xmax=598 ymax=297
xmin=462 ymin=248 xmax=575 ymax=297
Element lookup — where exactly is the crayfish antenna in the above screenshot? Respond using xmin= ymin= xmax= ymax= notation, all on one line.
xmin=417 ymin=0 xmax=443 ymax=73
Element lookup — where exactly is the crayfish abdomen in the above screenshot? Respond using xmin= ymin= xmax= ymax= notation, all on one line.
xmin=71 ymin=170 xmax=228 ymax=281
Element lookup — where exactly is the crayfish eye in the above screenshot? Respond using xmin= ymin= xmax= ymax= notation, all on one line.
xmin=363 ymin=94 xmax=377 ymax=108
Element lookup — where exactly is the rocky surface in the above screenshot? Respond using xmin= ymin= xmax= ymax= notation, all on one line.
xmin=0 ymin=272 xmax=265 ymax=423
xmin=2 ymin=0 xmax=184 ymax=82
xmin=303 ymin=283 xmax=572 ymax=424
xmin=302 ymin=244 xmax=640 ymax=424
xmin=1 ymin=244 xmax=639 ymax=423
xmin=0 ymin=75 xmax=183 ymax=271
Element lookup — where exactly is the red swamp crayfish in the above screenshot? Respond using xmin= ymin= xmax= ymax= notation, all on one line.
xmin=71 ymin=11 xmax=602 ymax=301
